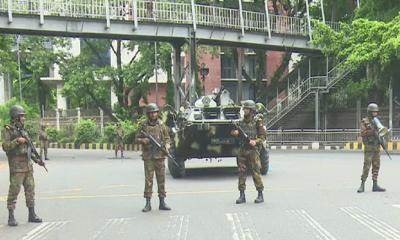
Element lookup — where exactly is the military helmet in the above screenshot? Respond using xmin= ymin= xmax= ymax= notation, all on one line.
xmin=10 ymin=105 xmax=25 ymax=120
xmin=242 ymin=100 xmax=256 ymax=110
xmin=146 ymin=103 xmax=159 ymax=114
xmin=367 ymin=103 xmax=379 ymax=113
xmin=255 ymin=102 xmax=267 ymax=113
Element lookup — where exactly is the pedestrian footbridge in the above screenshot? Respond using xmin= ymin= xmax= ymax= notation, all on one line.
xmin=0 ymin=0 xmax=339 ymax=52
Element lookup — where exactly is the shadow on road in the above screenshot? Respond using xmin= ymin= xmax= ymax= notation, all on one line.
xmin=179 ymin=167 xmax=238 ymax=180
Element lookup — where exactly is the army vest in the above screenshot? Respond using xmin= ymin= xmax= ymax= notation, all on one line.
xmin=238 ymin=117 xmax=259 ymax=149
xmin=140 ymin=120 xmax=167 ymax=160
xmin=2 ymin=124 xmax=33 ymax=173
xmin=361 ymin=117 xmax=379 ymax=146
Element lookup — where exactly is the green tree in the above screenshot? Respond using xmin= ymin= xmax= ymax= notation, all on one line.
xmin=0 ymin=35 xmax=68 ymax=113
xmin=60 ymin=39 xmax=160 ymax=120
xmin=313 ymin=15 xmax=400 ymax=103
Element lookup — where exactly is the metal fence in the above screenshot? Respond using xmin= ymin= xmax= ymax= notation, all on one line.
xmin=267 ymin=129 xmax=360 ymax=143
xmin=268 ymin=128 xmax=400 ymax=143
xmin=0 ymin=0 xmax=340 ymax=37
xmin=42 ymin=108 xmax=111 ymax=132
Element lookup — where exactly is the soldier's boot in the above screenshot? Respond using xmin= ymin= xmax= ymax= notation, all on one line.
xmin=236 ymin=191 xmax=246 ymax=204
xmin=45 ymin=156 xmax=49 ymax=160
xmin=372 ymin=180 xmax=386 ymax=192
xmin=28 ymin=207 xmax=42 ymax=223
xmin=8 ymin=209 xmax=18 ymax=227
xmin=159 ymin=197 xmax=171 ymax=211
xmin=254 ymin=191 xmax=264 ymax=203
xmin=142 ymin=197 xmax=152 ymax=212
xmin=357 ymin=180 xmax=365 ymax=193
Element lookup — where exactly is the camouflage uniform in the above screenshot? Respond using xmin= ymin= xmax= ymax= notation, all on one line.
xmin=115 ymin=126 xmax=124 ymax=158
xmin=360 ymin=117 xmax=381 ymax=181
xmin=233 ymin=100 xmax=266 ymax=204
xmin=2 ymin=123 xmax=36 ymax=210
xmin=39 ymin=126 xmax=49 ymax=160
xmin=237 ymin=118 xmax=266 ymax=192
xmin=2 ymin=105 xmax=43 ymax=226
xmin=136 ymin=119 xmax=170 ymax=198
xmin=135 ymin=103 xmax=171 ymax=212
xmin=357 ymin=103 xmax=386 ymax=193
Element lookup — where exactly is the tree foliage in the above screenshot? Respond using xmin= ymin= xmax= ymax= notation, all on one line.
xmin=59 ymin=39 xmax=176 ymax=121
xmin=313 ymin=14 xmax=400 ymax=104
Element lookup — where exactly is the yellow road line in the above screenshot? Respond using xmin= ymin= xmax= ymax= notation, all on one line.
xmin=0 ymin=186 xmax=355 ymax=201
xmin=40 ymin=188 xmax=82 ymax=194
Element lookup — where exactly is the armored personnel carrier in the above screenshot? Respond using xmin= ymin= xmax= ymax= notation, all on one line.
xmin=164 ymin=88 xmax=269 ymax=178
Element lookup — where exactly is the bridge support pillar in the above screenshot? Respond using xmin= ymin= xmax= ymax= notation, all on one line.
xmin=236 ymin=48 xmax=244 ymax=103
xmin=173 ymin=42 xmax=183 ymax=110
xmin=189 ymin=33 xmax=197 ymax=105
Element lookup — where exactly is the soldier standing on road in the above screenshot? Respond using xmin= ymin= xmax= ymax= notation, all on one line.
xmin=357 ymin=103 xmax=386 ymax=193
xmin=38 ymin=124 xmax=49 ymax=160
xmin=115 ymin=123 xmax=125 ymax=158
xmin=135 ymin=103 xmax=172 ymax=212
xmin=231 ymin=100 xmax=266 ymax=204
xmin=2 ymin=105 xmax=44 ymax=226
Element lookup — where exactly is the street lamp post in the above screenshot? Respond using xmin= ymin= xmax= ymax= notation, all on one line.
xmin=199 ymin=63 xmax=209 ymax=95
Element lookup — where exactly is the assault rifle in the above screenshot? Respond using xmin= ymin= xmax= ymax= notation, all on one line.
xmin=16 ymin=127 xmax=48 ymax=172
xmin=140 ymin=130 xmax=180 ymax=167
xmin=231 ymin=121 xmax=251 ymax=144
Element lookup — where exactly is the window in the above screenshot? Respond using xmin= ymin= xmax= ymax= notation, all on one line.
xmin=221 ymin=55 xmax=235 ymax=79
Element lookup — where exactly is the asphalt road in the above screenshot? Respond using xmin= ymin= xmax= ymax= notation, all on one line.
xmin=0 ymin=149 xmax=399 ymax=240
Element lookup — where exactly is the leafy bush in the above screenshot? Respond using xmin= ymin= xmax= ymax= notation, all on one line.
xmin=0 ymin=98 xmax=40 ymax=141
xmin=74 ymin=119 xmax=99 ymax=145
xmin=0 ymin=98 xmax=39 ymax=127
xmin=102 ymin=117 xmax=145 ymax=144
xmin=103 ymin=123 xmax=117 ymax=143
xmin=46 ymin=127 xmax=59 ymax=142
xmin=60 ymin=136 xmax=75 ymax=144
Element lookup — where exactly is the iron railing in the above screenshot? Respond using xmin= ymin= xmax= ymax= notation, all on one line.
xmin=268 ymin=128 xmax=400 ymax=143
xmin=0 ymin=0 xmax=340 ymax=36
xmin=267 ymin=129 xmax=360 ymax=143
xmin=267 ymin=60 xmax=352 ymax=128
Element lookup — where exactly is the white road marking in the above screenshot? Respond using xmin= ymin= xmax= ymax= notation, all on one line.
xmin=288 ymin=209 xmax=337 ymax=240
xmin=341 ymin=207 xmax=400 ymax=240
xmin=393 ymin=205 xmax=400 ymax=209
xmin=92 ymin=218 xmax=134 ymax=240
xmin=225 ymin=212 xmax=260 ymax=240
xmin=167 ymin=215 xmax=189 ymax=240
xmin=21 ymin=221 xmax=69 ymax=240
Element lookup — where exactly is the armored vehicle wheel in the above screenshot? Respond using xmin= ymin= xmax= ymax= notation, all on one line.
xmin=260 ymin=147 xmax=269 ymax=175
xmin=168 ymin=157 xmax=186 ymax=178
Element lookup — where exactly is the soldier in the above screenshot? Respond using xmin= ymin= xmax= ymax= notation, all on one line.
xmin=357 ymin=103 xmax=386 ymax=193
xmin=2 ymin=105 xmax=44 ymax=226
xmin=231 ymin=100 xmax=266 ymax=204
xmin=115 ymin=123 xmax=124 ymax=158
xmin=135 ymin=103 xmax=172 ymax=212
xmin=38 ymin=124 xmax=49 ymax=160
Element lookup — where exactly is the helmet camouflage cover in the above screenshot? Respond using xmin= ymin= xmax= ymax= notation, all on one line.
xmin=10 ymin=105 xmax=25 ymax=120
xmin=146 ymin=103 xmax=159 ymax=114
xmin=367 ymin=103 xmax=379 ymax=113
xmin=242 ymin=100 xmax=256 ymax=110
